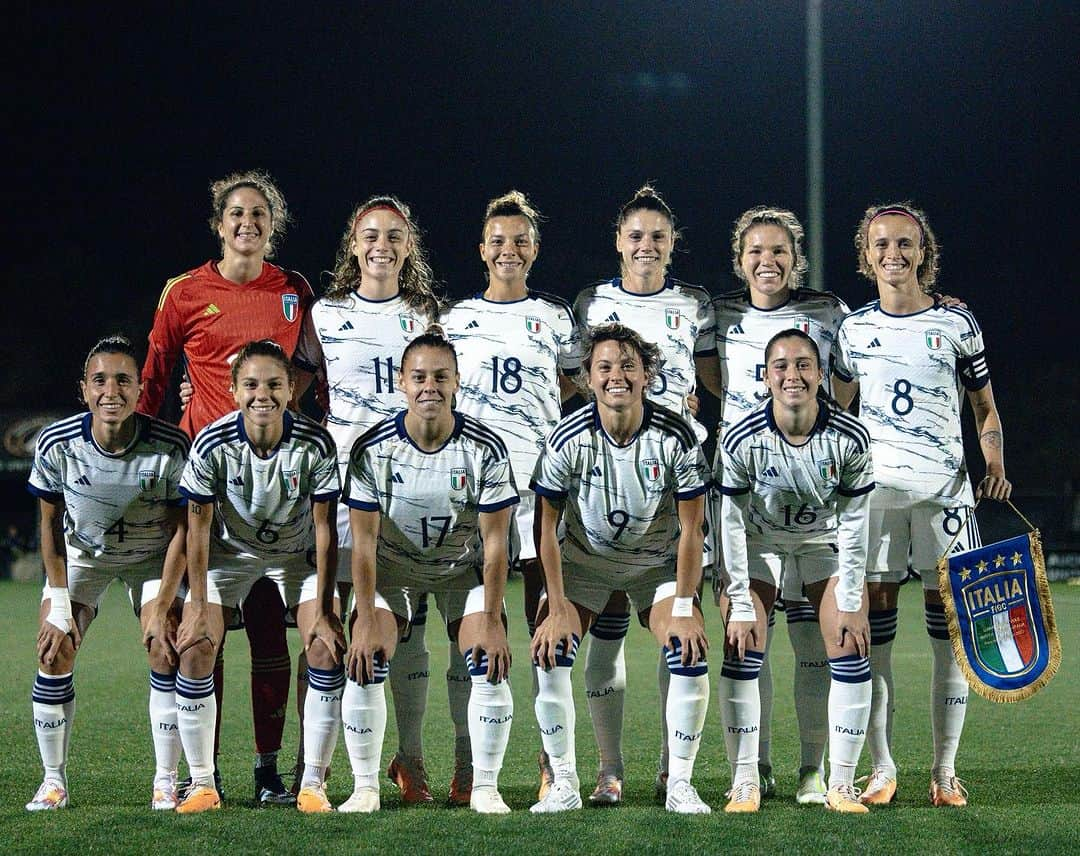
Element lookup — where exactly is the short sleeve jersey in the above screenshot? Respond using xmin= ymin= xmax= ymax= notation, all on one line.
xmin=718 ymin=397 xmax=875 ymax=545
xmin=140 ymin=261 xmax=313 ymax=437
xmin=28 ymin=413 xmax=190 ymax=567
xmin=531 ymin=402 xmax=709 ymax=577
xmin=574 ymin=277 xmax=716 ymax=442
xmin=345 ymin=411 xmax=520 ymax=585
xmin=180 ymin=411 xmax=340 ymax=558
xmin=832 ymin=301 xmax=989 ymax=507
xmin=713 ymin=287 xmax=850 ymax=433
xmin=440 ymin=291 xmax=581 ymax=488
xmin=293 ymin=292 xmax=432 ymax=471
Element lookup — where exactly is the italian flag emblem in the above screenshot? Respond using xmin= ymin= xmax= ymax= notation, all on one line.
xmin=665 ymin=308 xmax=681 ymax=330
xmin=450 ymin=468 xmax=468 ymax=490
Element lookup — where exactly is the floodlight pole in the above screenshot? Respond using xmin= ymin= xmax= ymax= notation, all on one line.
xmin=807 ymin=0 xmax=824 ymax=291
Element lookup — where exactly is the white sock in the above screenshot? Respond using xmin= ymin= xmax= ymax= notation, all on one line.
xmin=664 ymin=640 xmax=709 ymax=785
xmin=928 ymin=605 xmax=967 ymax=773
xmin=758 ymin=610 xmax=775 ymax=771
xmin=342 ymin=676 xmax=387 ymax=790
xmin=466 ymin=652 xmax=513 ymax=790
xmin=826 ymin=656 xmax=871 ymax=789
xmin=175 ymin=671 xmax=216 ymax=786
xmin=656 ymin=650 xmax=671 ymax=774
xmin=719 ymin=650 xmax=763 ymax=787
xmin=300 ymin=665 xmax=345 ymax=788
xmin=786 ymin=604 xmax=829 ymax=773
xmin=388 ymin=610 xmax=429 ymax=760
xmin=149 ymin=670 xmax=180 ymax=780
xmin=447 ymin=644 xmax=472 ymax=745
xmin=584 ymin=613 xmax=629 ymax=778
xmin=32 ymin=671 xmax=74 ymax=783
xmin=867 ymin=609 xmax=898 ymax=776
xmin=533 ymin=635 xmax=578 ymax=785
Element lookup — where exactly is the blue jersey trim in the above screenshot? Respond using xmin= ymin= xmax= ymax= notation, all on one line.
xmin=478 ymin=495 xmax=521 ymax=513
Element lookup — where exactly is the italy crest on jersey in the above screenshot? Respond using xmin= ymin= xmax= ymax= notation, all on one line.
xmin=139 ymin=469 xmax=157 ymax=492
xmin=283 ymin=469 xmax=300 ymax=499
xmin=640 ymin=458 xmax=661 ymax=482
xmin=938 ymin=530 xmax=1061 ymax=703
xmin=282 ymin=293 xmax=299 ymax=322
xmin=526 ymin=316 xmax=542 ymax=334
xmin=818 ymin=460 xmax=837 ymax=481
xmin=450 ymin=468 xmax=468 ymax=490
xmin=399 ymin=316 xmax=416 ymax=334
xmin=665 ymin=307 xmax=681 ymax=330
xmin=925 ymin=330 xmax=944 ymax=350
xmin=793 ymin=315 xmax=812 ymax=335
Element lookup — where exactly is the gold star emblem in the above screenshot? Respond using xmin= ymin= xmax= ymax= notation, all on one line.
xmin=976 ymin=559 xmax=988 ymax=573
xmin=994 ymin=554 xmax=1005 ymax=567
xmin=959 ymin=568 xmax=972 ymax=581
xmin=1012 ymin=551 xmax=1023 ymax=566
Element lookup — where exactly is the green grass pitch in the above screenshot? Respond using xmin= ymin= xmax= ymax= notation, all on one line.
xmin=2 ymin=578 xmax=1077 ymax=854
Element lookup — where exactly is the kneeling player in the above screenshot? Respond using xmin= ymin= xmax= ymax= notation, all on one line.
xmin=341 ymin=332 xmax=517 ymax=815
xmin=530 ymin=323 xmax=712 ymax=815
xmin=174 ymin=340 xmax=344 ymax=814
xmin=26 ymin=335 xmax=189 ymax=812
xmin=718 ymin=330 xmax=874 ymax=813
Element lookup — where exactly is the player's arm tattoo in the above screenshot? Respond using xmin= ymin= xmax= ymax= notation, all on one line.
xmin=980 ymin=429 xmax=1003 ymax=450
xmin=191 ymin=503 xmax=203 ymax=515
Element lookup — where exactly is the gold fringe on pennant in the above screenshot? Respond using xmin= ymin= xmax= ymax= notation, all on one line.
xmin=938 ymin=528 xmax=1062 ymax=703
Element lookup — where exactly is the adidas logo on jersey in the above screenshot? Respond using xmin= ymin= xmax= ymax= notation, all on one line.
xmin=868 ymin=338 xmax=882 ymax=348
xmin=391 ymin=472 xmax=405 ymax=484
xmin=339 ymin=320 xmax=355 ymax=331
xmin=74 ymin=474 xmax=91 ymax=486
xmin=730 ymin=323 xmax=745 ymax=335
xmin=230 ymin=475 xmax=244 ymax=486
xmin=466 ymin=320 xmax=480 ymax=329
xmin=203 ymin=303 xmax=221 ymax=316
xmin=590 ymin=466 xmax=601 ymax=477
xmin=761 ymin=466 xmax=780 ymax=478
xmin=604 ymin=312 xmax=620 ymax=323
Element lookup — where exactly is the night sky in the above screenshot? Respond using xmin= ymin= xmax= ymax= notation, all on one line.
xmin=6 ymin=1 xmax=1078 ymax=493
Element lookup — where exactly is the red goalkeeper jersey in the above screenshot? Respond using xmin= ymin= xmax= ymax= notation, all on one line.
xmin=139 ymin=260 xmax=313 ymax=437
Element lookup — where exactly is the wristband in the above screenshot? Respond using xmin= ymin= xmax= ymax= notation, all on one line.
xmin=45 ymin=586 xmax=73 ymax=634
xmin=671 ymin=596 xmax=695 ymax=618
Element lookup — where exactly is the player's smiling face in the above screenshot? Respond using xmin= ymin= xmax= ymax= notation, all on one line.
xmin=218 ymin=187 xmax=272 ymax=258
xmin=231 ymin=355 xmax=293 ymax=429
xmin=616 ymin=211 xmax=673 ymax=282
xmin=741 ymin=223 xmax=793 ymax=299
xmin=81 ymin=353 xmax=141 ymax=428
xmin=588 ymin=340 xmax=647 ymax=409
xmin=480 ymin=216 xmax=538 ymax=286
xmin=353 ymin=209 xmax=412 ymax=284
xmin=764 ymin=337 xmax=822 ymax=407
xmin=865 ymin=215 xmax=924 ymax=290
xmin=400 ymin=345 xmax=459 ymax=420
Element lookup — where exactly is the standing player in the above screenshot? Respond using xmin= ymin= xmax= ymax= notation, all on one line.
xmin=292 ymin=195 xmax=445 ymax=804
xmin=717 ymin=329 xmax=874 ymax=814
xmin=341 ymin=333 xmax=517 ymax=815
xmin=26 ymin=335 xmax=189 ymax=811
xmin=713 ymin=207 xmax=849 ymax=803
xmin=440 ymin=190 xmax=580 ymax=802
xmin=572 ymin=186 xmax=722 ymax=803
xmin=173 ymin=340 xmax=343 ymax=814
xmin=530 ymin=323 xmax=712 ymax=815
xmin=139 ymin=170 xmax=314 ymax=805
xmin=832 ymin=202 xmax=1011 ymax=807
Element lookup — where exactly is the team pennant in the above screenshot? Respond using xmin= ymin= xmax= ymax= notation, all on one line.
xmin=938 ymin=511 xmax=1061 ymax=703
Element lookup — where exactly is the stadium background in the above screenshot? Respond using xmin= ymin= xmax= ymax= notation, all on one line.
xmin=3 ymin=1 xmax=1077 ymax=571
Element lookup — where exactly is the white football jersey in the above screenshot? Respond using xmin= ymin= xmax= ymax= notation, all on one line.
xmin=574 ymin=277 xmax=716 ymax=442
xmin=345 ymin=411 xmax=520 ymax=585
xmin=531 ymin=401 xmax=709 ymax=578
xmin=181 ymin=411 xmax=340 ymax=558
xmin=28 ymin=413 xmax=189 ymax=567
xmin=832 ymin=301 xmax=989 ymax=507
xmin=293 ymin=293 xmax=432 ymax=471
xmin=440 ymin=290 xmax=581 ymax=490
xmin=713 ymin=287 xmax=849 ymax=433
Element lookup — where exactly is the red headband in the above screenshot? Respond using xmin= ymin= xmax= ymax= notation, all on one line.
xmin=354 ymin=203 xmax=407 ymax=230
xmin=869 ymin=207 xmax=923 ymax=238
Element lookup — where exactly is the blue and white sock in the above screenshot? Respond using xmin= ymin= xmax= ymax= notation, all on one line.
xmin=585 ymin=612 xmax=629 ymax=778
xmin=175 ymin=671 xmax=216 ymax=786
xmin=466 ymin=648 xmax=513 ymax=790
xmin=32 ymin=670 xmax=74 ymax=784
xmin=149 ymin=670 xmax=180 ymax=781
xmin=719 ymin=649 xmax=763 ymax=788
xmin=301 ymin=664 xmax=345 ymax=788
xmin=827 ymin=655 xmax=871 ymax=789
xmin=664 ymin=639 xmax=709 ymax=786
